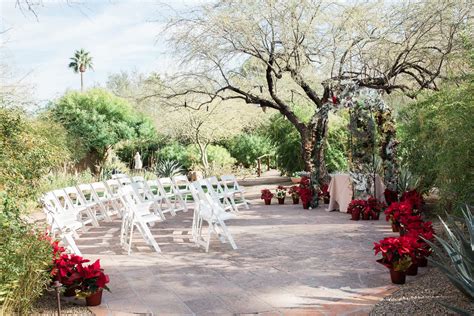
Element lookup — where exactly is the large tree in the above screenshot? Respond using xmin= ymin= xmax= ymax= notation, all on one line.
xmin=161 ymin=0 xmax=469 ymax=181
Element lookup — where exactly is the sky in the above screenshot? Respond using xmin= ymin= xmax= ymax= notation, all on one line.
xmin=0 ymin=0 xmax=211 ymax=103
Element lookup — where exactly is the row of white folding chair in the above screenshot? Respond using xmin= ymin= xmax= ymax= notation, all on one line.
xmin=189 ymin=181 xmax=237 ymax=252
xmin=219 ymin=175 xmax=249 ymax=210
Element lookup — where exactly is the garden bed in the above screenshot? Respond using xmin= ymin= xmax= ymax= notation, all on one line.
xmin=371 ymin=267 xmax=474 ymax=315
xmin=32 ymin=290 xmax=92 ymax=315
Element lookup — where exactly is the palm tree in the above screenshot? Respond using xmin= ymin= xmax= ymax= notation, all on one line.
xmin=68 ymin=49 xmax=93 ymax=92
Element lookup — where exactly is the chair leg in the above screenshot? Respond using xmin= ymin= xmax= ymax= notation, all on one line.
xmin=63 ymin=234 xmax=81 ymax=255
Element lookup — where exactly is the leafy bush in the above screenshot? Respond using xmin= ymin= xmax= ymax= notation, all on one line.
xmin=0 ymin=107 xmax=72 ymax=203
xmin=156 ymin=142 xmax=191 ymax=169
xmin=225 ymin=134 xmax=275 ymax=167
xmin=38 ymin=171 xmax=96 ymax=194
xmin=0 ymin=194 xmax=53 ymax=314
xmin=325 ymin=114 xmax=349 ymax=173
xmin=51 ymin=89 xmax=157 ymax=173
xmin=398 ymin=79 xmax=474 ymax=210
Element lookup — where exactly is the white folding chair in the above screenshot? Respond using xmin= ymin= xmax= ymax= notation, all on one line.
xmin=76 ymin=183 xmax=111 ymax=221
xmin=220 ymin=174 xmax=249 ymax=210
xmin=129 ymin=181 xmax=166 ymax=220
xmin=90 ymin=181 xmax=123 ymax=217
xmin=206 ymin=176 xmax=239 ymax=213
xmin=53 ymin=188 xmax=99 ymax=227
xmin=190 ymin=182 xmax=237 ymax=252
xmin=104 ymin=179 xmax=126 ymax=216
xmin=172 ymin=175 xmax=192 ymax=211
xmin=146 ymin=179 xmax=175 ymax=217
xmin=118 ymin=186 xmax=162 ymax=254
xmin=199 ymin=178 xmax=234 ymax=213
xmin=41 ymin=193 xmax=83 ymax=255
xmin=157 ymin=177 xmax=186 ymax=214
xmin=132 ymin=176 xmax=145 ymax=183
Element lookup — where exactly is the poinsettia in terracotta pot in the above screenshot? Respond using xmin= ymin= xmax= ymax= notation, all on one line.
xmin=288 ymin=186 xmax=300 ymax=204
xmin=299 ymin=176 xmax=312 ymax=209
xmin=347 ymin=199 xmax=367 ymax=220
xmin=53 ymin=254 xmax=90 ymax=297
xmin=261 ymin=189 xmax=274 ymax=205
xmin=405 ymin=221 xmax=435 ymax=268
xmin=366 ymin=196 xmax=386 ymax=220
xmin=76 ymin=259 xmax=111 ymax=306
xmin=318 ymin=184 xmax=330 ymax=204
xmin=384 ymin=188 xmax=398 ymax=206
xmin=374 ymin=236 xmax=420 ymax=284
xmin=275 ymin=186 xmax=287 ymax=204
xmin=400 ymin=190 xmax=424 ymax=213
xmin=384 ymin=201 xmax=413 ymax=232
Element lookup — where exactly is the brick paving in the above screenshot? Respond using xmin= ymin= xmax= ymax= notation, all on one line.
xmin=74 ymin=195 xmax=411 ymax=315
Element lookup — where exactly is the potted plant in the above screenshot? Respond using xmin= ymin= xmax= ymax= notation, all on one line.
xmin=275 ymin=186 xmax=287 ymax=204
xmin=400 ymin=189 xmax=424 ymax=213
xmin=374 ymin=236 xmax=419 ymax=284
xmin=367 ymin=196 xmax=386 ymax=220
xmin=76 ymin=260 xmax=110 ymax=306
xmin=347 ymin=199 xmax=366 ymax=221
xmin=318 ymin=184 xmax=330 ymax=204
xmin=384 ymin=201 xmax=413 ymax=232
xmin=288 ymin=186 xmax=300 ymax=204
xmin=261 ymin=189 xmax=274 ymax=205
xmin=384 ymin=188 xmax=398 ymax=206
xmin=406 ymin=221 xmax=435 ymax=268
xmin=53 ymin=254 xmax=90 ymax=297
xmin=299 ymin=176 xmax=312 ymax=209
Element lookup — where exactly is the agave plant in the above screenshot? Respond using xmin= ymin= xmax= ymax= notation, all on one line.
xmin=397 ymin=166 xmax=421 ymax=194
xmin=154 ymin=160 xmax=184 ymax=178
xmin=423 ymin=206 xmax=474 ymax=300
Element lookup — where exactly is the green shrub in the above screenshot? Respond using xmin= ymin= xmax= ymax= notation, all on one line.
xmin=225 ymin=134 xmax=275 ymax=167
xmin=325 ymin=114 xmax=349 ymax=173
xmin=398 ymin=79 xmax=474 ymax=211
xmin=0 ymin=194 xmax=53 ymax=314
xmin=156 ymin=142 xmax=191 ymax=169
xmin=0 ymin=107 xmax=72 ymax=203
xmin=186 ymin=144 xmax=236 ymax=170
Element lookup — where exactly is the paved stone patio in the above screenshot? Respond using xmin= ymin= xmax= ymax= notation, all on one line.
xmin=75 ymin=197 xmax=409 ymax=315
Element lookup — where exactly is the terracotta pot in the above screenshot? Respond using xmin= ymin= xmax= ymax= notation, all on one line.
xmin=63 ymin=286 xmax=78 ymax=297
xmin=417 ymin=257 xmax=428 ymax=267
xmin=406 ymin=262 xmax=418 ymax=276
xmin=278 ymin=198 xmax=285 ymax=205
xmin=392 ymin=224 xmax=400 ymax=232
xmin=361 ymin=212 xmax=370 ymax=220
xmin=86 ymin=289 xmax=103 ymax=306
xmin=372 ymin=212 xmax=380 ymax=220
xmin=302 ymin=202 xmax=310 ymax=209
xmin=390 ymin=269 xmax=406 ymax=284
xmin=323 ymin=197 xmax=330 ymax=204
xmin=264 ymin=199 xmax=271 ymax=205
xmin=292 ymin=198 xmax=299 ymax=204
xmin=351 ymin=211 xmax=360 ymax=221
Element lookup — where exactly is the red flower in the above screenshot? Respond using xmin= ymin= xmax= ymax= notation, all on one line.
xmin=401 ymin=190 xmax=424 ymax=211
xmin=374 ymin=236 xmax=419 ymax=270
xmin=384 ymin=189 xmax=398 ymax=205
xmin=348 ymin=199 xmax=367 ymax=214
xmin=384 ymin=201 xmax=413 ymax=224
xmin=260 ymin=189 xmax=274 ymax=200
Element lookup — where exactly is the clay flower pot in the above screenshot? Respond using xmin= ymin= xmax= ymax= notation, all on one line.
xmin=351 ymin=210 xmax=360 ymax=221
xmin=406 ymin=263 xmax=418 ymax=276
xmin=417 ymin=257 xmax=428 ymax=267
xmin=264 ymin=199 xmax=271 ymax=205
xmin=389 ymin=269 xmax=406 ymax=284
xmin=278 ymin=198 xmax=285 ymax=205
xmin=292 ymin=198 xmax=299 ymax=204
xmin=302 ymin=202 xmax=310 ymax=209
xmin=372 ymin=212 xmax=380 ymax=220
xmin=361 ymin=212 xmax=370 ymax=220
xmin=86 ymin=289 xmax=103 ymax=306
xmin=392 ymin=223 xmax=400 ymax=232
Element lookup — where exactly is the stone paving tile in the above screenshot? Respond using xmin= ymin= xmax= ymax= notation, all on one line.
xmin=76 ymin=197 xmax=405 ymax=315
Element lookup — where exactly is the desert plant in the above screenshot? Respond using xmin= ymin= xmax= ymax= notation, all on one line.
xmin=154 ymin=160 xmax=184 ymax=178
xmin=423 ymin=206 xmax=474 ymax=300
xmin=397 ymin=166 xmax=422 ymax=194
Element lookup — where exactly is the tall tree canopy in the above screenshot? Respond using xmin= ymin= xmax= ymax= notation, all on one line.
xmin=161 ymin=0 xmax=470 ymax=181
xmin=68 ymin=49 xmax=94 ymax=92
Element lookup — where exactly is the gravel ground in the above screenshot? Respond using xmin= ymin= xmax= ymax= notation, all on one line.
xmin=371 ymin=267 xmax=474 ymax=315
xmin=32 ymin=291 xmax=92 ymax=316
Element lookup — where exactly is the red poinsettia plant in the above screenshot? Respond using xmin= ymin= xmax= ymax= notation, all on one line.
xmin=318 ymin=184 xmax=330 ymax=200
xmin=347 ymin=199 xmax=367 ymax=215
xmin=261 ymin=189 xmax=274 ymax=200
xmin=374 ymin=236 xmax=420 ymax=271
xmin=400 ymin=190 xmax=424 ymax=212
xmin=288 ymin=186 xmax=300 ymax=198
xmin=53 ymin=254 xmax=90 ymax=286
xmin=383 ymin=201 xmax=413 ymax=226
xmin=76 ymin=259 xmax=110 ymax=297
xmin=298 ymin=176 xmax=312 ymax=205
xmin=405 ymin=221 xmax=435 ymax=260
xmin=384 ymin=189 xmax=398 ymax=205
xmin=366 ymin=196 xmax=386 ymax=219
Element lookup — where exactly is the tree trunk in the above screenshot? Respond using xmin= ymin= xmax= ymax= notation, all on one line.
xmin=299 ymin=117 xmax=329 ymax=184
xmin=80 ymin=71 xmax=84 ymax=92
xmin=300 ymin=128 xmax=316 ymax=173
